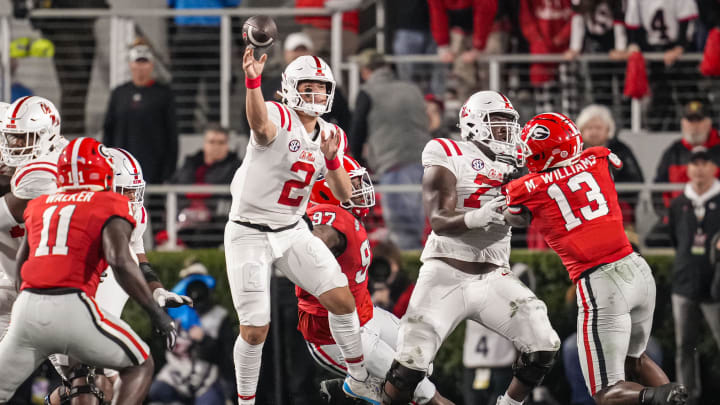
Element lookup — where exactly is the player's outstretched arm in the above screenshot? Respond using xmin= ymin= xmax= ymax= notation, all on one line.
xmin=243 ymin=46 xmax=276 ymax=146
xmin=103 ymin=218 xmax=177 ymax=348
xmin=504 ymin=205 xmax=532 ymax=228
xmin=135 ymin=252 xmax=192 ymax=308
xmin=321 ymin=130 xmax=352 ymax=202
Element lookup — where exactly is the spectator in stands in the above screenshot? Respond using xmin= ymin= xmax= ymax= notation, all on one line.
xmin=350 ymin=49 xmax=430 ymax=250
xmin=695 ymin=0 xmax=720 ymax=50
xmin=168 ymin=0 xmax=240 ymax=134
xmin=625 ymin=0 xmax=700 ymax=131
xmin=103 ymin=41 xmax=178 ymax=184
xmin=170 ymin=124 xmax=241 ymax=248
xmin=428 ymin=0 xmax=498 ymax=97
xmin=649 ymin=99 xmax=720 ymax=246
xmin=667 ymin=147 xmax=720 ymax=405
xmin=425 ymin=94 xmax=449 ymax=139
xmin=12 ymin=0 xmax=107 ymax=136
xmin=149 ymin=262 xmax=235 ymax=404
xmin=565 ymin=0 xmax=627 ymax=113
xmin=390 ymin=0 xmax=443 ymax=95
xmin=367 ymin=240 xmax=415 ymax=317
xmin=519 ymin=0 xmax=573 ymax=113
xmin=576 ymin=104 xmax=643 ymax=221
xmin=295 ymin=0 xmax=359 ymax=60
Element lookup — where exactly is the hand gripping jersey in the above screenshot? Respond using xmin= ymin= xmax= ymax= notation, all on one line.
xmin=421 ymin=138 xmax=515 ymax=265
xmin=20 ymin=191 xmax=136 ymax=297
xmin=229 ymin=101 xmax=347 ymax=228
xmin=505 ymin=147 xmax=633 ymax=282
xmin=296 ymin=204 xmax=373 ymax=345
xmin=0 ymin=144 xmax=65 ymax=291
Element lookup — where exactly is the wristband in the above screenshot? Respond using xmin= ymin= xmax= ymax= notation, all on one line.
xmin=325 ymin=156 xmax=341 ymax=170
xmin=245 ymin=75 xmax=261 ymax=89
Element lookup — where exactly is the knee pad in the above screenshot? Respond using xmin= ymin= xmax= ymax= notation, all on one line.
xmin=53 ymin=365 xmax=113 ymax=405
xmin=512 ymin=350 xmax=558 ymax=387
xmin=382 ymin=360 xmax=425 ymax=405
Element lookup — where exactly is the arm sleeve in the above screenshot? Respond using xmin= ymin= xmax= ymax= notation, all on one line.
xmin=349 ymin=91 xmax=371 ymax=160
xmin=163 ymin=89 xmax=179 ymax=182
xmin=428 ymin=0 xmax=451 ymax=47
xmin=569 ymin=13 xmax=586 ymax=51
xmin=421 ymin=139 xmax=456 ymax=174
xmin=249 ymin=101 xmax=284 ymax=148
xmin=624 ymin=0 xmax=641 ymax=29
xmin=472 ymin=0 xmax=498 ymax=50
xmin=676 ymin=20 xmax=691 ymax=49
xmin=613 ymin=23 xmax=627 ymax=50
xmin=11 ymin=165 xmax=57 ymax=200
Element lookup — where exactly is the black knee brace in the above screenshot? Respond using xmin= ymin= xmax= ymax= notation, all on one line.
xmin=512 ymin=350 xmax=558 ymax=387
xmin=382 ymin=360 xmax=425 ymax=405
xmin=55 ymin=365 xmax=111 ymax=405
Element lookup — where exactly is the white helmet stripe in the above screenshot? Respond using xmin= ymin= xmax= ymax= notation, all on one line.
xmin=70 ymin=137 xmax=85 ymax=187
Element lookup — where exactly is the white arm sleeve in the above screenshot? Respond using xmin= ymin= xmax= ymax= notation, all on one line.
xmin=130 ymin=207 xmax=148 ymax=255
xmin=613 ymin=23 xmax=627 ymax=50
xmin=569 ymin=14 xmax=586 ymax=52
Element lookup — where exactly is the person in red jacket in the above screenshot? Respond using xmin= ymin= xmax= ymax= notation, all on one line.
xmin=519 ymin=0 xmax=573 ymax=112
xmin=295 ymin=0 xmax=359 ymax=60
xmin=428 ymin=0 xmax=498 ymax=94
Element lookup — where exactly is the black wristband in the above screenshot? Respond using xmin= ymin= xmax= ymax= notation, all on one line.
xmin=139 ymin=262 xmax=160 ymax=284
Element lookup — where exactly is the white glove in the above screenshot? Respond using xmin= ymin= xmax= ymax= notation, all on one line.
xmin=464 ymin=195 xmax=507 ymax=229
xmin=153 ymin=288 xmax=193 ymax=308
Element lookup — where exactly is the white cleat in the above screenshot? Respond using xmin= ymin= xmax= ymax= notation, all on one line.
xmin=342 ymin=375 xmax=382 ymax=405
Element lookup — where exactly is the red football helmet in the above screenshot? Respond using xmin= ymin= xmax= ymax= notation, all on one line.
xmin=520 ymin=112 xmax=583 ymax=173
xmin=310 ymin=155 xmax=375 ymax=218
xmin=57 ymin=137 xmax=115 ymax=192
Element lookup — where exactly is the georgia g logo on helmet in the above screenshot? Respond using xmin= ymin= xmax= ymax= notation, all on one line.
xmin=528 ymin=124 xmax=551 ymax=140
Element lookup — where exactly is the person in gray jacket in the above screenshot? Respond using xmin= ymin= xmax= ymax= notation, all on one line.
xmin=350 ymin=49 xmax=431 ymax=250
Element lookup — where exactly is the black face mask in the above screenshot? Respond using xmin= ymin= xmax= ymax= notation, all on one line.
xmin=186 ymin=281 xmax=212 ymax=314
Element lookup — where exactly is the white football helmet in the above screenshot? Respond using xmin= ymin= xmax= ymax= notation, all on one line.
xmin=458 ymin=91 xmax=521 ymax=157
xmin=0 ymin=96 xmax=63 ymax=167
xmin=107 ymin=147 xmax=145 ymax=214
xmin=280 ymin=55 xmax=336 ymax=117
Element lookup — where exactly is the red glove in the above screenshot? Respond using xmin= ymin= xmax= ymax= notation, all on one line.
xmin=624 ymin=51 xmax=649 ymax=99
xmin=700 ymin=28 xmax=720 ymax=77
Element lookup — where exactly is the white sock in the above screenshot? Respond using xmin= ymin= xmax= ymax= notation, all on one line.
xmin=234 ymin=335 xmax=264 ymax=405
xmin=328 ymin=310 xmax=368 ymax=381
xmin=499 ymin=393 xmax=524 ymax=405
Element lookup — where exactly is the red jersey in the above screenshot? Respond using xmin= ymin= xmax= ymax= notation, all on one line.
xmin=505 ymin=147 xmax=633 ymax=282
xmin=21 ymin=191 xmax=136 ymax=297
xmin=297 ymin=204 xmax=373 ymax=345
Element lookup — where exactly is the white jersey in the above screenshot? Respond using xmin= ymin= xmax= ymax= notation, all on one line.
xmin=230 ymin=101 xmax=347 ymax=228
xmin=420 ymin=138 xmax=514 ymax=265
xmin=625 ymin=0 xmax=697 ymax=46
xmin=0 ymin=145 xmax=64 ymax=291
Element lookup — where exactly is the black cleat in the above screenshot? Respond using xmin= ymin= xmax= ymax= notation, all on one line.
xmin=320 ymin=378 xmax=366 ymax=405
xmin=641 ymin=383 xmax=688 ymax=405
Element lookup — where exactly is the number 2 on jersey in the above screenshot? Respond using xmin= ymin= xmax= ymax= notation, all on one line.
xmin=464 ymin=174 xmax=502 ymax=208
xmin=278 ymin=161 xmax=316 ymax=207
xmin=35 ymin=205 xmax=76 ymax=256
xmin=547 ymin=172 xmax=609 ymax=231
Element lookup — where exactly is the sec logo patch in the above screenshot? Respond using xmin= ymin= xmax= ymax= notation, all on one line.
xmin=288 ymin=139 xmax=301 ymax=152
xmin=472 ymin=159 xmax=484 ymax=171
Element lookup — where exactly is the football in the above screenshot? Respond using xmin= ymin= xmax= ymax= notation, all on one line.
xmin=242 ymin=15 xmax=278 ymax=49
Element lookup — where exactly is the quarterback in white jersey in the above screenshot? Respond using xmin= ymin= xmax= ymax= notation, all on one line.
xmin=228 ymin=48 xmax=373 ymax=404
xmin=382 ymin=91 xmax=560 ymax=405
